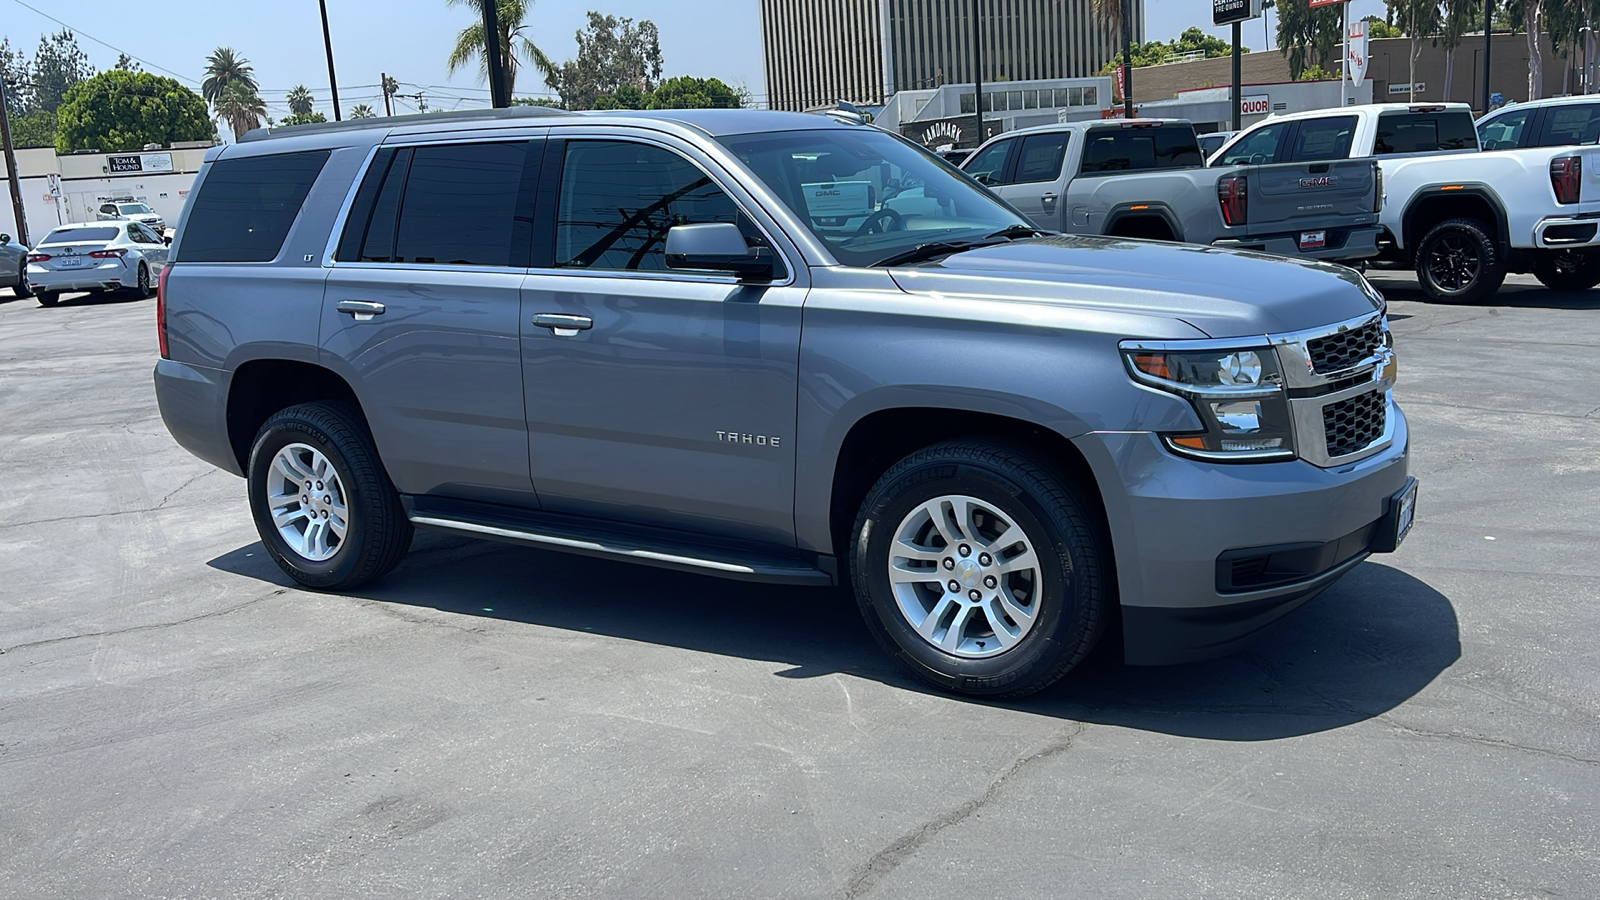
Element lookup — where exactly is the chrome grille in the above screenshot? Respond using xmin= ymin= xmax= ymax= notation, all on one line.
xmin=1323 ymin=390 xmax=1387 ymax=458
xmin=1306 ymin=319 xmax=1384 ymax=375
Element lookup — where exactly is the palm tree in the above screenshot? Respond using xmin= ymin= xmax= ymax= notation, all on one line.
xmin=349 ymin=103 xmax=377 ymax=118
xmin=286 ymin=84 xmax=314 ymax=116
xmin=213 ymin=79 xmax=267 ymax=141
xmin=446 ymin=0 xmax=558 ymax=99
xmin=201 ymin=47 xmax=257 ymax=106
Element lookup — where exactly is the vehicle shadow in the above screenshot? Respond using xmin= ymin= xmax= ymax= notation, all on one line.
xmin=45 ymin=291 xmax=150 ymax=308
xmin=1366 ymin=273 xmax=1600 ymax=310
xmin=210 ymin=536 xmax=1458 ymax=742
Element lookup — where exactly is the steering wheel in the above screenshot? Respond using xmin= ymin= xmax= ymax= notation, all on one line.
xmin=854 ymin=208 xmax=904 ymax=237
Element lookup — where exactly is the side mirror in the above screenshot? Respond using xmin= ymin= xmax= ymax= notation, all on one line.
xmin=0 ymin=233 xmax=10 ymax=244
xmin=664 ymin=223 xmax=772 ymax=281
xmin=163 ymin=235 xmax=172 ymax=245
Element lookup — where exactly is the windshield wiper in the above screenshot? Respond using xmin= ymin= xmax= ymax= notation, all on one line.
xmin=871 ymin=240 xmax=982 ymax=268
xmin=985 ymin=224 xmax=1050 ymax=240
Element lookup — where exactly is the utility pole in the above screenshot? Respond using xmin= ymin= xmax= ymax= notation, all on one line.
xmin=1122 ymin=0 xmax=1134 ymax=118
xmin=381 ymin=72 xmax=393 ymax=116
xmin=1482 ymin=0 xmax=1493 ymax=113
xmin=318 ymin=0 xmax=342 ymax=120
xmin=481 ymin=0 xmax=509 ymax=108
xmin=971 ymin=0 xmax=984 ymax=146
xmin=0 ymin=76 xmax=28 ymax=248
xmin=1231 ymin=22 xmax=1242 ymax=131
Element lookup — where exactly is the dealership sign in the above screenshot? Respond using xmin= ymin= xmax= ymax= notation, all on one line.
xmin=106 ymin=152 xmax=174 ymax=174
xmin=1213 ymin=0 xmax=1263 ymax=26
xmin=1240 ymin=94 xmax=1271 ymax=117
xmin=1346 ymin=19 xmax=1369 ymax=84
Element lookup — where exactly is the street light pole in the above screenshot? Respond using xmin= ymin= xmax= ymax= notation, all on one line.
xmin=1122 ymin=0 xmax=1135 ymax=117
xmin=0 ymin=76 xmax=29 ymax=248
xmin=318 ymin=0 xmax=342 ymax=121
xmin=972 ymin=0 xmax=984 ymax=146
xmin=482 ymin=0 xmax=509 ymax=108
xmin=1482 ymin=0 xmax=1493 ymax=113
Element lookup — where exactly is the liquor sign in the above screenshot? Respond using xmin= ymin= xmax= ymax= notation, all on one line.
xmin=1346 ymin=19 xmax=1369 ymax=84
xmin=1213 ymin=0 xmax=1262 ymax=26
xmin=1240 ymin=94 xmax=1271 ymax=116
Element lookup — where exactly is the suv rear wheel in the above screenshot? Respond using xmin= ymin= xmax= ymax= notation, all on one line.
xmin=1531 ymin=250 xmax=1600 ymax=292
xmin=1414 ymin=217 xmax=1506 ymax=303
xmin=247 ymin=402 xmax=412 ymax=590
xmin=850 ymin=440 xmax=1108 ymax=698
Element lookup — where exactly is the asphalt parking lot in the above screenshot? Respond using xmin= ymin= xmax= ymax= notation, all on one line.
xmin=1 ymin=273 xmax=1596 ymax=899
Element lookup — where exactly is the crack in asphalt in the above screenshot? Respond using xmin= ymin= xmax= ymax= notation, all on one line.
xmin=1407 ymin=400 xmax=1600 ymax=423
xmin=840 ymin=723 xmax=1086 ymax=899
xmin=1378 ymin=717 xmax=1600 ymax=768
xmin=1 ymin=590 xmax=284 ymax=655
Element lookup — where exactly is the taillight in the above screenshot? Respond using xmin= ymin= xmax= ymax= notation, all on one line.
xmin=1217 ymin=175 xmax=1248 ymax=226
xmin=1375 ymin=166 xmax=1384 ymax=213
xmin=26 ymin=253 xmax=50 ymax=263
xmin=157 ymin=264 xmax=171 ymax=359
xmin=1550 ymin=155 xmax=1582 ymax=204
xmin=88 ymin=248 xmax=127 ymax=259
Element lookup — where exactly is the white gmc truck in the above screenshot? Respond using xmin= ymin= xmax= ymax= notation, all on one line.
xmin=1211 ymin=103 xmax=1600 ymax=301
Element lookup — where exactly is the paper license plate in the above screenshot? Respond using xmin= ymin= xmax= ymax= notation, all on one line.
xmin=1394 ymin=481 xmax=1417 ymax=547
xmin=1299 ymin=230 xmax=1326 ymax=250
xmin=55 ymin=256 xmax=88 ymax=268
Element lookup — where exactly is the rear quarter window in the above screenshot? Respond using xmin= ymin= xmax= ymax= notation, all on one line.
xmin=176 ymin=151 xmax=331 ymax=263
xmin=1374 ymin=112 xmax=1478 ymax=155
xmin=1080 ymin=127 xmax=1203 ymax=174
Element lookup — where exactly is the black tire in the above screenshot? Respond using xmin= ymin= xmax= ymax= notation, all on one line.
xmin=36 ymin=292 xmax=58 ymax=307
xmin=13 ymin=263 xmax=31 ymax=298
xmin=1531 ymin=250 xmax=1600 ymax=292
xmin=1414 ymin=217 xmax=1506 ymax=303
xmin=131 ymin=262 xmax=151 ymax=299
xmin=849 ymin=440 xmax=1109 ymax=698
xmin=247 ymin=401 xmax=412 ymax=590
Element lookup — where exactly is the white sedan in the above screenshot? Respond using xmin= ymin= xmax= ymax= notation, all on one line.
xmin=25 ymin=221 xmax=169 ymax=307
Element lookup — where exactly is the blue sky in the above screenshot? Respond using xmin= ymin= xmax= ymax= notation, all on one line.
xmin=0 ymin=0 xmax=1392 ymax=118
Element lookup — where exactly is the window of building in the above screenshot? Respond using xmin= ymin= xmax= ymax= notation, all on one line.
xmin=1008 ymin=90 xmax=1023 ymax=110
xmin=1083 ymin=86 xmax=1098 ymax=106
xmin=1024 ymin=90 xmax=1040 ymax=109
xmin=959 ymin=92 xmax=975 ymax=114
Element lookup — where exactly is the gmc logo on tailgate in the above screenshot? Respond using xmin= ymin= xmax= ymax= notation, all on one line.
xmin=1299 ymin=176 xmax=1338 ymax=188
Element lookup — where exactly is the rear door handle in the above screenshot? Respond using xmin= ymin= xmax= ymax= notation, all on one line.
xmin=533 ymin=313 xmax=593 ymax=336
xmin=336 ymin=299 xmax=386 ymax=321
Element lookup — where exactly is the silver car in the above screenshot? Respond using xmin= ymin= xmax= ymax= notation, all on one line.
xmin=0 ymin=229 xmax=30 ymax=299
xmin=97 ymin=200 xmax=167 ymax=235
xmin=25 ymin=221 xmax=169 ymax=307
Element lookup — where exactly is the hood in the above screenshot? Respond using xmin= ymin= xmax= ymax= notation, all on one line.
xmin=888 ymin=235 xmax=1383 ymax=338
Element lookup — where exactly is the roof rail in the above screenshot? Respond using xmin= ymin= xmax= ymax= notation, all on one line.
xmin=238 ymin=105 xmax=574 ymax=143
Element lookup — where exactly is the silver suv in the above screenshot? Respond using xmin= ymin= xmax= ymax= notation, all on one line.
xmin=154 ymin=108 xmax=1416 ymax=698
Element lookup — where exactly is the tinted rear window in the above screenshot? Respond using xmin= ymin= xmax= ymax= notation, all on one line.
xmin=393 ymin=142 xmax=533 ymax=267
xmin=177 ymin=151 xmax=330 ymax=262
xmin=1288 ymin=115 xmax=1357 ymax=161
xmin=1374 ymin=112 xmax=1478 ymax=155
xmin=1080 ymin=127 xmax=1203 ymax=173
xmin=1536 ymin=103 xmax=1600 ymax=146
xmin=44 ymin=226 xmax=119 ymax=243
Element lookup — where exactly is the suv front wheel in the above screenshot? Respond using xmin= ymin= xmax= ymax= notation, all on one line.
xmin=850 ymin=440 xmax=1109 ymax=698
xmin=247 ymin=402 xmax=413 ymax=590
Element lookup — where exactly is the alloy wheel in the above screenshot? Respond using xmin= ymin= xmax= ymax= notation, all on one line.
xmin=265 ymin=442 xmax=349 ymax=561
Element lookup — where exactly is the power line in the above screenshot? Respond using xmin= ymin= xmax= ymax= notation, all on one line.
xmin=2 ymin=0 xmax=203 ymax=87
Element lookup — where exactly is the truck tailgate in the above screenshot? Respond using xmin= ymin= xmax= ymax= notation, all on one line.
xmin=1245 ymin=159 xmax=1379 ymax=239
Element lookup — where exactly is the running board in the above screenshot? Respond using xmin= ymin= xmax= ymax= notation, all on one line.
xmin=406 ymin=506 xmax=834 ymax=587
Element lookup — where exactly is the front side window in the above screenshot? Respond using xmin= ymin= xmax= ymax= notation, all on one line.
xmin=1220 ymin=122 xmax=1289 ymax=165
xmin=963 ymin=137 xmax=1014 ymax=185
xmin=1478 ymin=108 xmax=1532 ymax=150
xmin=1014 ymin=132 xmax=1069 ymax=183
xmin=555 ymin=140 xmax=747 ymax=272
xmin=1079 ymin=126 xmax=1203 ymax=173
xmin=1288 ymin=116 xmax=1357 ymax=161
xmin=178 ymin=151 xmax=330 ymax=263
xmin=719 ymin=128 xmax=1028 ymax=268
xmin=1536 ymin=104 xmax=1600 ymax=147
xmin=1374 ymin=112 xmax=1478 ymax=154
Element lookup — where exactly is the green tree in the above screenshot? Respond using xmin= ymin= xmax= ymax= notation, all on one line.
xmin=509 ymin=96 xmax=562 ymax=107
xmin=1298 ymin=62 xmax=1337 ymax=80
xmin=646 ymin=76 xmax=741 ymax=109
xmin=286 ymin=84 xmax=314 ymax=116
xmin=212 ymin=78 xmax=267 ymax=140
xmin=348 ymin=103 xmax=377 ymax=118
xmin=114 ymin=53 xmax=142 ymax=73
xmin=1437 ymin=0 xmax=1478 ymax=101
xmin=10 ymin=109 xmax=57 ymax=148
xmin=1362 ymin=14 xmax=1404 ymax=38
xmin=1276 ymin=0 xmax=1344 ymax=79
xmin=1545 ymin=0 xmax=1598 ymax=92
xmin=201 ymin=47 xmax=257 ymax=106
xmin=447 ymin=0 xmax=558 ymax=100
xmin=277 ymin=111 xmax=328 ymax=126
xmin=592 ymin=83 xmax=650 ymax=109
xmin=31 ymin=29 xmax=94 ymax=113
xmin=1 ymin=38 xmax=32 ymax=118
xmin=550 ymin=13 xmax=664 ymax=110
xmin=55 ymin=70 xmax=213 ymax=153
xmin=1387 ymin=0 xmax=1442 ymax=100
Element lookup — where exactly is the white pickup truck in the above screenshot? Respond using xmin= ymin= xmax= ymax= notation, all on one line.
xmin=1210 ymin=102 xmax=1600 ymax=301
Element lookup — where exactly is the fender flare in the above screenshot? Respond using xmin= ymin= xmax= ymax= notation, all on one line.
xmin=1400 ymin=182 xmax=1510 ymax=251
xmin=1103 ymin=202 xmax=1185 ymax=242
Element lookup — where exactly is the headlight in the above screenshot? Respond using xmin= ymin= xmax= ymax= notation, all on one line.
xmin=1121 ymin=341 xmax=1296 ymax=461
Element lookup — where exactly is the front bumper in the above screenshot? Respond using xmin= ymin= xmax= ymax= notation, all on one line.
xmin=1213 ymin=224 xmax=1382 ymax=262
xmin=28 ymin=259 xmax=136 ymax=293
xmin=1072 ymin=401 xmax=1410 ymax=665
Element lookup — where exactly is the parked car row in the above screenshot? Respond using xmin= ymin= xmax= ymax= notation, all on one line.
xmin=957 ymin=99 xmax=1600 ymax=302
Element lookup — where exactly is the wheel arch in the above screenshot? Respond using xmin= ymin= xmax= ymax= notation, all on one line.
xmin=1103 ymin=203 xmax=1184 ymax=242
xmin=1401 ymin=185 xmax=1509 ymax=256
xmin=226 ymin=358 xmax=365 ymax=473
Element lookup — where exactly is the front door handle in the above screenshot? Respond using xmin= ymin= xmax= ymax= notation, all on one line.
xmin=533 ymin=313 xmax=593 ymax=337
xmin=1041 ymin=192 xmax=1058 ymax=215
xmin=336 ymin=299 xmax=386 ymax=321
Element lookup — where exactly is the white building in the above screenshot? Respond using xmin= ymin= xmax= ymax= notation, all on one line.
xmin=1 ymin=142 xmax=212 ymax=246
xmin=876 ymin=76 xmax=1114 ymax=149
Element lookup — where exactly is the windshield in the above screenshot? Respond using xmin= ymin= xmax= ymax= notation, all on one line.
xmin=118 ymin=203 xmax=152 ymax=214
xmin=717 ymin=128 xmax=1029 ymax=267
xmin=44 ymin=226 xmax=119 ymax=243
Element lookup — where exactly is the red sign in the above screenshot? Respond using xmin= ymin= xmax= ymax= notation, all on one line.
xmin=1114 ymin=65 xmax=1126 ymax=103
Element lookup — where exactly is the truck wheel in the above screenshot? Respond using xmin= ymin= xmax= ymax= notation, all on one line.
xmin=850 ymin=440 xmax=1108 ymax=698
xmin=1531 ymin=250 xmax=1600 ymax=292
xmin=1414 ymin=217 xmax=1506 ymax=303
xmin=247 ymin=402 xmax=412 ymax=591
